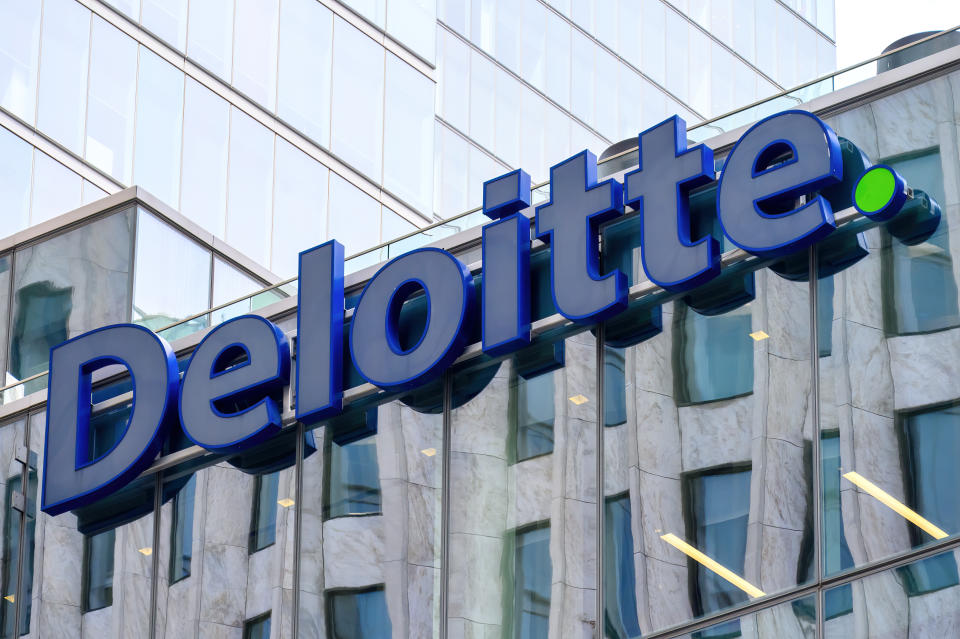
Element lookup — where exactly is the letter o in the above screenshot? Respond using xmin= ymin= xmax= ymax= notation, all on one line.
xmin=350 ymin=248 xmax=473 ymax=391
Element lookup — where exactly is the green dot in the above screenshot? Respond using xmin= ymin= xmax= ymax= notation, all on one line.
xmin=855 ymin=167 xmax=897 ymax=213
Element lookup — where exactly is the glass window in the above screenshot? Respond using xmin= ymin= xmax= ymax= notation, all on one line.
xmin=132 ymin=211 xmax=211 ymax=339
xmin=169 ymin=475 xmax=196 ymax=584
xmin=0 ymin=257 xmax=11 ymax=385
xmin=673 ymin=302 xmax=754 ymax=405
xmin=0 ymin=0 xmax=41 ymax=123
xmin=82 ymin=529 xmax=115 ymax=612
xmin=439 ymin=31 xmax=469 ymax=132
xmin=133 ymin=47 xmax=184 ymax=208
xmin=511 ymin=369 xmax=555 ymax=462
xmin=180 ymin=79 xmax=230 ymax=238
xmin=85 ymin=17 xmax=137 ymax=183
xmin=8 ymin=210 xmax=133 ymax=387
xmin=271 ymin=139 xmax=329 ymax=278
xmin=521 ymin=0 xmax=546 ymax=92
xmin=544 ymin=11 xmax=570 ymax=108
xmin=508 ymin=523 xmax=552 ymax=638
xmin=439 ymin=0 xmax=469 ymax=36
xmin=684 ymin=467 xmax=752 ymax=624
xmin=277 ymin=0 xmax=332 ymax=147
xmin=0 ymin=127 xmax=32 ymax=234
xmin=249 ymin=471 xmax=280 ymax=553
xmin=494 ymin=70 xmax=521 ymax=169
xmin=326 ymin=586 xmax=392 ymax=638
xmin=30 ymin=152 xmax=82 ymax=225
xmin=381 ymin=207 xmax=416 ymax=248
xmin=604 ymin=346 xmax=627 ymax=427
xmin=895 ymin=403 xmax=960 ymax=595
xmin=641 ymin=0 xmax=665 ymax=86
xmin=387 ymin=0 xmax=435 ymax=63
xmin=226 ymin=108 xmax=275 ymax=266
xmin=0 ymin=470 xmax=36 ymax=637
xmin=340 ymin=0 xmax=386 ymax=28
xmin=37 ymin=0 xmax=90 ymax=154
xmin=468 ymin=50 xmax=495 ymax=152
xmin=141 ymin=0 xmax=188 ymax=51
xmin=330 ymin=18 xmax=384 ymax=181
xmin=437 ymin=126 xmax=469 ymax=218
xmin=493 ymin=0 xmax=520 ymax=72
xmin=211 ymin=257 xmax=264 ymax=326
xmin=243 ymin=613 xmax=271 ymax=639
xmin=570 ymin=30 xmax=595 ymax=126
xmin=81 ymin=180 xmax=109 ymax=206
xmin=383 ymin=54 xmax=434 ymax=214
xmin=232 ymin=0 xmax=279 ymax=110
xmin=818 ymin=275 xmax=834 ymax=357
xmin=604 ymin=493 xmax=641 ymax=639
xmin=324 ymin=409 xmax=381 ymax=520
xmin=470 ymin=0 xmax=495 ymax=54
xmin=328 ymin=174 xmax=381 ymax=256
xmin=187 ymin=0 xmax=233 ymax=79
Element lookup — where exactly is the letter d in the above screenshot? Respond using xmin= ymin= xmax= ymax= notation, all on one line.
xmin=41 ymin=324 xmax=179 ymax=515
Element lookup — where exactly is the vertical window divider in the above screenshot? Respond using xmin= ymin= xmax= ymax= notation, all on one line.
xmin=596 ymin=323 xmax=606 ymax=636
xmin=149 ymin=469 xmax=162 ymax=639
xmin=292 ymin=419 xmax=304 ymax=639
xmin=808 ymin=245 xmax=824 ymax=639
xmin=439 ymin=371 xmax=452 ymax=639
xmin=12 ymin=414 xmax=31 ymax=637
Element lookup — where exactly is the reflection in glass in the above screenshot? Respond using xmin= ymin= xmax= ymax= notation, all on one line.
xmin=328 ymin=174 xmax=381 ymax=255
xmin=9 ymin=280 xmax=71 ymax=387
xmin=82 ymin=529 xmax=115 ymax=612
xmin=327 ymin=586 xmax=391 ymax=638
xmin=242 ymin=612 xmax=271 ymax=639
xmin=180 ymin=79 xmax=230 ymax=237
xmin=168 ymin=475 xmax=196 ymax=584
xmin=271 ymin=139 xmax=329 ymax=278
xmin=511 ymin=370 xmax=555 ymax=461
xmin=85 ymin=18 xmax=137 ymax=182
xmin=277 ymin=0 xmax=332 ymax=147
xmin=330 ymin=17 xmax=384 ymax=181
xmin=673 ymin=302 xmax=754 ymax=405
xmin=132 ymin=211 xmax=211 ymax=340
xmin=684 ymin=467 xmax=752 ymax=625
xmin=605 ymin=494 xmax=641 ymax=639
xmin=37 ymin=0 xmax=90 ymax=154
xmin=210 ymin=258 xmax=264 ymax=326
xmin=249 ymin=471 xmax=279 ymax=553
xmin=324 ymin=410 xmax=381 ymax=520
xmin=134 ymin=48 xmax=184 ymax=208
xmin=232 ymin=0 xmax=279 ymax=110
xmin=0 ymin=1 xmax=40 ymax=123
xmin=506 ymin=523 xmax=551 ymax=639
xmin=0 ymin=469 xmax=36 ymax=638
xmin=604 ymin=346 xmax=627 ymax=427
xmin=383 ymin=53 xmax=435 ymax=214
xmin=0 ymin=127 xmax=32 ymax=234
xmin=30 ymin=152 xmax=81 ymax=224
xmin=226 ymin=109 xmax=274 ymax=266
xmin=141 ymin=0 xmax=188 ymax=50
xmin=187 ymin=0 xmax=233 ymax=79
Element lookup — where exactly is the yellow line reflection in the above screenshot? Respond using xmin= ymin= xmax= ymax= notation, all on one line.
xmin=660 ymin=533 xmax=766 ymax=599
xmin=842 ymin=471 xmax=948 ymax=539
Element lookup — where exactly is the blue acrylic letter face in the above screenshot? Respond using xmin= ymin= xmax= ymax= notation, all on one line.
xmin=296 ymin=241 xmax=345 ymax=424
xmin=535 ymin=150 xmax=626 ymax=322
xmin=179 ymin=315 xmax=290 ymax=453
xmin=42 ymin=324 xmax=179 ymax=515
xmin=350 ymin=248 xmax=473 ymax=391
xmin=716 ymin=110 xmax=843 ymax=256
xmin=624 ymin=116 xmax=720 ymax=292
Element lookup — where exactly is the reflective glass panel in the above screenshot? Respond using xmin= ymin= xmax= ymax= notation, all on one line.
xmin=85 ymin=18 xmax=137 ymax=183
xmin=328 ymin=174 xmax=381 ymax=255
xmin=0 ymin=0 xmax=41 ymax=123
xmin=387 ymin=0 xmax=435 ymax=63
xmin=232 ymin=0 xmax=279 ymax=110
xmin=383 ymin=54 xmax=435 ymax=215
xmin=180 ymin=79 xmax=230 ymax=238
xmin=211 ymin=257 xmax=264 ymax=326
xmin=0 ymin=465 xmax=35 ymax=637
xmin=511 ymin=369 xmax=555 ymax=462
xmin=37 ymin=0 xmax=90 ymax=154
xmin=82 ymin=529 xmax=115 ymax=612
xmin=168 ymin=475 xmax=196 ymax=584
xmin=243 ymin=613 xmax=271 ymax=639
xmin=187 ymin=0 xmax=233 ymax=78
xmin=249 ymin=471 xmax=279 ymax=553
xmin=141 ymin=0 xmax=188 ymax=50
xmin=0 ymin=127 xmax=32 ymax=234
xmin=271 ymin=139 xmax=329 ymax=279
xmin=605 ymin=493 xmax=641 ymax=639
xmin=277 ymin=0 xmax=332 ymax=147
xmin=133 ymin=48 xmax=184 ymax=209
xmin=330 ymin=18 xmax=384 ymax=181
xmin=673 ymin=301 xmax=754 ymax=405
xmin=324 ymin=410 xmax=381 ymax=520
xmin=132 ymin=210 xmax=211 ymax=340
xmin=226 ymin=109 xmax=274 ymax=266
xmin=327 ymin=587 xmax=391 ymax=638
xmin=29 ymin=152 xmax=82 ymax=225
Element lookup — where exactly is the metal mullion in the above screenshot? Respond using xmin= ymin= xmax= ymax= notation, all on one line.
xmin=439 ymin=371 xmax=452 ymax=639
xmin=809 ymin=245 xmax=824 ymax=639
xmin=148 ymin=470 xmax=162 ymax=638
xmin=595 ymin=324 xmax=606 ymax=636
xmin=12 ymin=414 xmax=32 ymax=637
xmin=292 ymin=419 xmax=304 ymax=638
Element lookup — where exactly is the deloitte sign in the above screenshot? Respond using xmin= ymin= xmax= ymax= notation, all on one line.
xmin=40 ymin=110 xmax=932 ymax=515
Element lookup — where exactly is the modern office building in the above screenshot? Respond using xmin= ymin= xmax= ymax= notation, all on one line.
xmin=11 ymin=3 xmax=960 ymax=639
